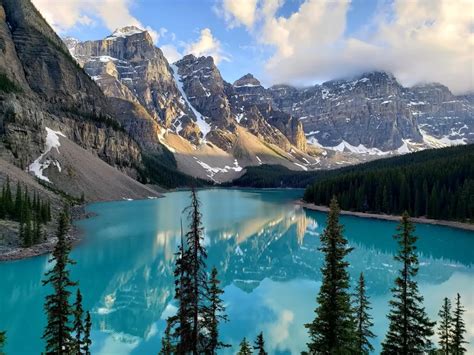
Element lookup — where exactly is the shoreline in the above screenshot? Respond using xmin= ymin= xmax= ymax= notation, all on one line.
xmin=0 ymin=204 xmax=94 ymax=262
xmin=297 ymin=200 xmax=474 ymax=232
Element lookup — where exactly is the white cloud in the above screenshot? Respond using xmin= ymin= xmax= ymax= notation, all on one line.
xmin=185 ymin=28 xmax=230 ymax=64
xmin=32 ymin=0 xmax=160 ymax=44
xmin=217 ymin=0 xmax=474 ymax=94
xmin=161 ymin=44 xmax=182 ymax=63
xmin=217 ymin=0 xmax=259 ymax=28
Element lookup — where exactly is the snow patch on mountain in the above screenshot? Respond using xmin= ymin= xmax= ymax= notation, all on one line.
xmin=29 ymin=127 xmax=66 ymax=183
xmin=193 ymin=157 xmax=242 ymax=181
xmin=171 ymin=64 xmax=211 ymax=139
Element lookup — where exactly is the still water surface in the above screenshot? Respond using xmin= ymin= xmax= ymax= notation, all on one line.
xmin=0 ymin=189 xmax=473 ymax=354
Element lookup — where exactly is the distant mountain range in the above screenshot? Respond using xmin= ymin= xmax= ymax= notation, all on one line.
xmin=64 ymin=25 xmax=473 ymax=181
xmin=0 ymin=0 xmax=472 ymax=199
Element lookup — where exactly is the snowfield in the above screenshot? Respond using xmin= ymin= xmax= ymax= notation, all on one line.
xmin=28 ymin=127 xmax=66 ymax=183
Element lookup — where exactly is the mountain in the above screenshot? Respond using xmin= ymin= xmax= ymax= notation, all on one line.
xmin=0 ymin=0 xmax=160 ymax=201
xmin=269 ymin=72 xmax=473 ymax=151
xmin=65 ymin=27 xmax=473 ymax=183
xmin=65 ymin=32 xmax=321 ymax=182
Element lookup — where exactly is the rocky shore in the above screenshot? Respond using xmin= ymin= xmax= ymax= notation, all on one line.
xmin=297 ymin=201 xmax=474 ymax=232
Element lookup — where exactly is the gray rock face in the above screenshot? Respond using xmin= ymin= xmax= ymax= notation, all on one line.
xmin=174 ymin=54 xmax=233 ymax=128
xmin=0 ymin=0 xmax=143 ymax=179
xmin=268 ymin=72 xmax=473 ymax=150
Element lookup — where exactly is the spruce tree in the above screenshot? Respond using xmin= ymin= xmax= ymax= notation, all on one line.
xmin=185 ymin=188 xmax=209 ymax=352
xmin=82 ymin=311 xmax=92 ymax=355
xmin=305 ymin=197 xmax=356 ymax=354
xmin=73 ymin=289 xmax=85 ymax=354
xmin=354 ymin=273 xmax=374 ymax=354
xmin=238 ymin=338 xmax=253 ymax=355
xmin=42 ymin=209 xmax=77 ymax=354
xmin=437 ymin=297 xmax=452 ymax=354
xmin=14 ymin=181 xmax=22 ymax=220
xmin=159 ymin=322 xmax=174 ymax=355
xmin=253 ymin=332 xmax=267 ymax=355
xmin=381 ymin=212 xmax=435 ymax=354
xmin=204 ymin=267 xmax=229 ymax=353
xmin=451 ymin=293 xmax=467 ymax=354
xmin=165 ymin=188 xmax=210 ymax=353
xmin=4 ymin=177 xmax=12 ymax=216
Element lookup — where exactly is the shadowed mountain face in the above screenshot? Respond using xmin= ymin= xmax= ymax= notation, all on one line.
xmin=0 ymin=0 xmax=159 ymax=201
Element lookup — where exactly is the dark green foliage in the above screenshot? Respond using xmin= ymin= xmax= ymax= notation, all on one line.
xmin=437 ymin=297 xmax=452 ymax=354
xmin=0 ymin=178 xmax=52 ymax=247
xmin=0 ymin=72 xmax=21 ymax=93
xmin=73 ymin=289 xmax=85 ymax=354
xmin=253 ymin=332 xmax=267 ymax=355
xmin=0 ymin=331 xmax=6 ymax=355
xmin=159 ymin=322 xmax=174 ymax=355
xmin=229 ymin=164 xmax=319 ymax=188
xmin=451 ymin=293 xmax=467 ymax=354
xmin=205 ymin=267 xmax=229 ymax=353
xmin=140 ymin=151 xmax=210 ymax=189
xmin=238 ymin=338 xmax=253 ymax=355
xmin=304 ymin=144 xmax=474 ymax=222
xmin=82 ymin=311 xmax=92 ymax=355
xmin=305 ymin=197 xmax=356 ymax=354
xmin=354 ymin=273 xmax=375 ymax=354
xmin=165 ymin=188 xmax=225 ymax=353
xmin=42 ymin=209 xmax=77 ymax=354
xmin=382 ymin=212 xmax=435 ymax=354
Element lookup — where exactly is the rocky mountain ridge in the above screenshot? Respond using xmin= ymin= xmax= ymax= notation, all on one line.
xmin=65 ymin=29 xmax=320 ymax=182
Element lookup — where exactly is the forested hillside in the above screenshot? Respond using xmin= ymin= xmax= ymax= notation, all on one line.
xmin=303 ymin=145 xmax=474 ymax=221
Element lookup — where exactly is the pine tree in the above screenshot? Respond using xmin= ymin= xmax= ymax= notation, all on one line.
xmin=42 ymin=209 xmax=77 ymax=354
xmin=4 ymin=177 xmax=12 ymax=216
xmin=14 ymin=181 xmax=22 ymax=220
xmin=22 ymin=208 xmax=32 ymax=247
xmin=185 ymin=188 xmax=209 ymax=352
xmin=382 ymin=212 xmax=435 ymax=354
xmin=238 ymin=338 xmax=253 ymax=355
xmin=73 ymin=289 xmax=85 ymax=354
xmin=451 ymin=293 xmax=467 ymax=355
xmin=437 ymin=297 xmax=452 ymax=354
xmin=253 ymin=332 xmax=267 ymax=355
xmin=354 ymin=273 xmax=375 ymax=354
xmin=165 ymin=188 xmax=210 ymax=353
xmin=305 ymin=197 xmax=356 ymax=354
xmin=204 ymin=267 xmax=229 ymax=353
xmin=82 ymin=311 xmax=92 ymax=355
xmin=159 ymin=321 xmax=174 ymax=355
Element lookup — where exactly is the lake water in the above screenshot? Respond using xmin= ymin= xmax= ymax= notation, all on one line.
xmin=0 ymin=189 xmax=473 ymax=354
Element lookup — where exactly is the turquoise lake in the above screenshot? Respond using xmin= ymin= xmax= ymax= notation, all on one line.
xmin=0 ymin=189 xmax=473 ymax=354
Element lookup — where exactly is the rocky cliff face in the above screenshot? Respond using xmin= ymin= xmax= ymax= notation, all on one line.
xmin=269 ymin=72 xmax=473 ymax=151
xmin=0 ymin=0 xmax=146 ymax=189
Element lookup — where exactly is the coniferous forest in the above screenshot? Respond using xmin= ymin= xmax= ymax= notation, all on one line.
xmin=0 ymin=177 xmax=52 ymax=247
xmin=304 ymin=145 xmax=474 ymax=221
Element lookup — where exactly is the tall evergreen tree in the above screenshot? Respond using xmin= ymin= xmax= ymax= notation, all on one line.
xmin=73 ymin=289 xmax=85 ymax=354
xmin=82 ymin=311 xmax=92 ymax=355
xmin=185 ymin=188 xmax=209 ymax=352
xmin=451 ymin=293 xmax=467 ymax=355
xmin=382 ymin=212 xmax=435 ymax=354
xmin=238 ymin=338 xmax=253 ymax=355
xmin=437 ymin=297 xmax=452 ymax=354
xmin=354 ymin=273 xmax=375 ymax=354
xmin=14 ymin=181 xmax=22 ymax=220
xmin=253 ymin=332 xmax=267 ymax=355
xmin=165 ymin=188 xmax=210 ymax=354
xmin=42 ymin=208 xmax=77 ymax=354
xmin=305 ymin=197 xmax=356 ymax=354
xmin=204 ymin=267 xmax=229 ymax=353
xmin=159 ymin=321 xmax=174 ymax=355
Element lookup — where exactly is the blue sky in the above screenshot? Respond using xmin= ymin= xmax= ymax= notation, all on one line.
xmin=33 ymin=0 xmax=473 ymax=93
